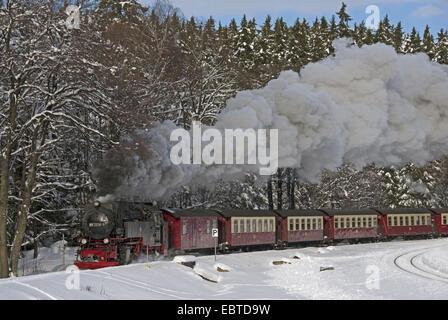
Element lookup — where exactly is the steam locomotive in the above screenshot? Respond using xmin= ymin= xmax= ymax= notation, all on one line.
xmin=75 ymin=200 xmax=448 ymax=270
xmin=75 ymin=201 xmax=167 ymax=269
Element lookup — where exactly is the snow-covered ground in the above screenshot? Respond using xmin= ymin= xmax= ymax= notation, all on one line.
xmin=1 ymin=238 xmax=448 ymax=299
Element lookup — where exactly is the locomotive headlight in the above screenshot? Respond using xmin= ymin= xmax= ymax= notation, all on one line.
xmin=103 ymin=238 xmax=109 ymax=244
xmin=81 ymin=238 xmax=87 ymax=244
xmin=93 ymin=201 xmax=101 ymax=207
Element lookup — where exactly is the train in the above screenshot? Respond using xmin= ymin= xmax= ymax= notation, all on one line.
xmin=74 ymin=200 xmax=448 ymax=269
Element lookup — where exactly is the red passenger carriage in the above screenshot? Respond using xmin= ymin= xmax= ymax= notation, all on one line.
xmin=161 ymin=209 xmax=220 ymax=253
xmin=275 ymin=209 xmax=324 ymax=246
xmin=321 ymin=208 xmax=378 ymax=240
xmin=429 ymin=208 xmax=448 ymax=236
xmin=216 ymin=209 xmax=278 ymax=250
xmin=376 ymin=208 xmax=433 ymax=238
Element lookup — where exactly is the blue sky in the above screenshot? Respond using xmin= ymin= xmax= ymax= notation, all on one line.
xmin=142 ymin=0 xmax=448 ymax=35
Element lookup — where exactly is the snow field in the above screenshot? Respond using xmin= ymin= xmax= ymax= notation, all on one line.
xmin=1 ymin=238 xmax=448 ymax=299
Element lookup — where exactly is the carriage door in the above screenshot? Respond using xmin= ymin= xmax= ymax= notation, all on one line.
xmin=431 ymin=212 xmax=436 ymax=235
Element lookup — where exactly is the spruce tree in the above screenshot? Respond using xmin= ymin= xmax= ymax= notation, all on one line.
xmin=256 ymin=15 xmax=274 ymax=65
xmin=406 ymin=27 xmax=422 ymax=53
xmin=272 ymin=17 xmax=289 ymax=65
xmin=423 ymin=25 xmax=435 ymax=60
xmin=336 ymin=2 xmax=352 ymax=38
xmin=435 ymin=29 xmax=448 ymax=64
xmin=393 ymin=21 xmax=404 ymax=53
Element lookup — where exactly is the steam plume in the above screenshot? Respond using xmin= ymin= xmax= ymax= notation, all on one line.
xmin=94 ymin=39 xmax=448 ymax=201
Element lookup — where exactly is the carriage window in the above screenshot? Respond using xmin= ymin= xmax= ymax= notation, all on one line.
xmin=191 ymin=222 xmax=195 ymax=234
xmin=295 ymin=218 xmax=300 ymax=230
xmin=340 ymin=218 xmax=344 ymax=228
xmin=368 ymin=217 xmax=372 ymax=227
xmin=410 ymin=216 xmax=415 ymax=226
xmin=405 ymin=216 xmax=409 ymax=226
xmin=357 ymin=217 xmax=361 ymax=227
xmin=258 ymin=219 xmax=262 ymax=232
xmin=289 ymin=219 xmax=294 ymax=231
xmin=182 ymin=221 xmax=187 ymax=235
xmin=318 ymin=218 xmax=322 ymax=230
xmin=443 ymin=215 xmax=447 ymax=225
xmin=240 ymin=220 xmax=245 ymax=233
xmin=269 ymin=219 xmax=274 ymax=232
xmin=247 ymin=219 xmax=251 ymax=232
xmin=351 ymin=217 xmax=356 ymax=228
xmin=362 ymin=217 xmax=366 ymax=227
xmin=264 ymin=219 xmax=268 ymax=232
xmin=206 ymin=220 xmax=211 ymax=233
xmin=301 ymin=219 xmax=305 ymax=230
xmin=335 ymin=218 xmax=339 ymax=229
xmin=422 ymin=216 xmax=427 ymax=225
xmin=234 ymin=220 xmax=238 ymax=233
xmin=312 ymin=219 xmax=317 ymax=230
xmin=399 ymin=216 xmax=403 ymax=226
xmin=388 ymin=216 xmax=392 ymax=226
xmin=306 ymin=219 xmax=311 ymax=230
xmin=394 ymin=216 xmax=398 ymax=226
xmin=252 ymin=219 xmax=257 ymax=232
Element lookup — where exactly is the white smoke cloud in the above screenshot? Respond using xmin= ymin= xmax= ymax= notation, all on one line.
xmin=95 ymin=39 xmax=448 ymax=201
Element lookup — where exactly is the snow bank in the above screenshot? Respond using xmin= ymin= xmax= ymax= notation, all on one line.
xmin=421 ymin=247 xmax=448 ymax=274
xmin=193 ymin=261 xmax=222 ymax=283
xmin=317 ymin=246 xmax=336 ymax=254
xmin=173 ymin=255 xmax=197 ymax=263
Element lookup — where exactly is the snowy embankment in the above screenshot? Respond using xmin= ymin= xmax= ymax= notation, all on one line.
xmin=421 ymin=247 xmax=448 ymax=275
xmin=1 ymin=238 xmax=448 ymax=299
xmin=17 ymin=241 xmax=76 ymax=276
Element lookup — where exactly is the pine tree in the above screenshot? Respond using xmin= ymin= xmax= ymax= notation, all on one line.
xmin=320 ymin=16 xmax=332 ymax=55
xmin=405 ymin=27 xmax=422 ymax=53
xmin=287 ymin=18 xmax=311 ymax=69
xmin=422 ymin=25 xmax=436 ymax=60
xmin=336 ymin=2 xmax=352 ymax=38
xmin=435 ymin=29 xmax=448 ymax=64
xmin=256 ymin=15 xmax=274 ymax=65
xmin=382 ymin=15 xmax=394 ymax=45
xmin=202 ymin=16 xmax=216 ymax=50
xmin=310 ymin=18 xmax=326 ymax=62
xmin=234 ymin=15 xmax=258 ymax=69
xmin=393 ymin=21 xmax=404 ymax=53
xmin=272 ymin=17 xmax=289 ymax=65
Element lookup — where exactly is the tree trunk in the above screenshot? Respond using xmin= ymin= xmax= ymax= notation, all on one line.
xmin=0 ymin=156 xmax=10 ymax=278
xmin=267 ymin=178 xmax=273 ymax=210
xmin=289 ymin=169 xmax=296 ymax=209
xmin=10 ymin=124 xmax=42 ymax=276
xmin=33 ymin=222 xmax=38 ymax=260
xmin=277 ymin=168 xmax=283 ymax=210
xmin=0 ymin=92 xmax=18 ymax=278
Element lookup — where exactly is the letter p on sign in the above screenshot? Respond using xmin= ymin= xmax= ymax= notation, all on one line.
xmin=212 ymin=228 xmax=218 ymax=238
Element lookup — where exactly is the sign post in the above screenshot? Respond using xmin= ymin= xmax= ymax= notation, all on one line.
xmin=212 ymin=228 xmax=218 ymax=261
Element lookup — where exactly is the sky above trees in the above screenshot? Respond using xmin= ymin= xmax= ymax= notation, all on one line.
xmin=141 ymin=0 xmax=447 ymax=35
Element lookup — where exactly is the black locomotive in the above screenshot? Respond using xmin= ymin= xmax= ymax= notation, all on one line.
xmin=75 ymin=201 xmax=167 ymax=269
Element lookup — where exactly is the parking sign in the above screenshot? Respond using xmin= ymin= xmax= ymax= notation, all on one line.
xmin=212 ymin=228 xmax=218 ymax=238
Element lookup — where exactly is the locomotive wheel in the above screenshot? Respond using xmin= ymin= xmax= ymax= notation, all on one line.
xmin=118 ymin=246 xmax=131 ymax=265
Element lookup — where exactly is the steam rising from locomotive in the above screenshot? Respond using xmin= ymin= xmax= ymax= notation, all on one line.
xmin=94 ymin=39 xmax=448 ymax=201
